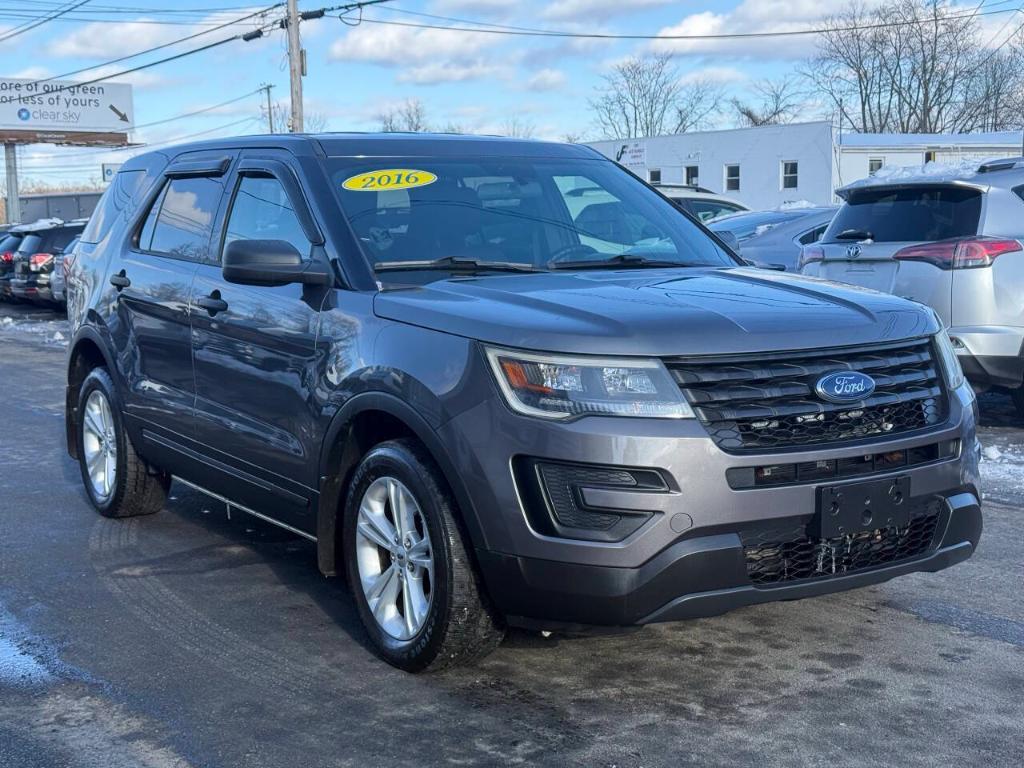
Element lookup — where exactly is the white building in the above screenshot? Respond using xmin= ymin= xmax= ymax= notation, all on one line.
xmin=587 ymin=121 xmax=1024 ymax=210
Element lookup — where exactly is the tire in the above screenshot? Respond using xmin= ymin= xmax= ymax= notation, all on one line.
xmin=76 ymin=367 xmax=170 ymax=518
xmin=1012 ymin=386 xmax=1024 ymax=418
xmin=342 ymin=439 xmax=504 ymax=672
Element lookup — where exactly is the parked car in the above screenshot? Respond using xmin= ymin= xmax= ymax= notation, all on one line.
xmin=51 ymin=235 xmax=80 ymax=307
xmin=0 ymin=230 xmax=26 ymax=301
xmin=66 ymin=134 xmax=980 ymax=672
xmin=9 ymin=219 xmax=86 ymax=305
xmin=799 ymin=159 xmax=1024 ymax=415
xmin=709 ymin=207 xmax=837 ymax=271
xmin=652 ymin=183 xmax=749 ymax=222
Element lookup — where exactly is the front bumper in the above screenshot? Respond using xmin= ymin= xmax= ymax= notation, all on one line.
xmin=443 ymin=380 xmax=981 ymax=627
xmin=479 ymin=491 xmax=980 ymax=629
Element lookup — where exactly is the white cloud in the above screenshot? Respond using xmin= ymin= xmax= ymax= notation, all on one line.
xmin=648 ymin=0 xmax=879 ymax=58
xmin=10 ymin=66 xmax=51 ymax=80
xmin=328 ymin=24 xmax=493 ymax=66
xmin=542 ymin=0 xmax=673 ymax=22
xmin=50 ymin=19 xmax=185 ymax=58
xmin=680 ymin=66 xmax=748 ymax=85
xmin=397 ymin=61 xmax=508 ymax=85
xmin=430 ymin=0 xmax=511 ymax=15
xmin=524 ymin=68 xmax=567 ymax=91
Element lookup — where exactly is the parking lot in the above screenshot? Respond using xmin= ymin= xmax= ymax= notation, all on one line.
xmin=1 ymin=301 xmax=1022 ymax=768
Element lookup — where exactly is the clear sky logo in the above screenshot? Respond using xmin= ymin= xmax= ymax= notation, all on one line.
xmin=17 ymin=108 xmax=30 ymax=121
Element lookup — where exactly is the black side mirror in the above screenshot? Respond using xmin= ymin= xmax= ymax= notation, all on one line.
xmin=222 ymin=239 xmax=332 ymax=287
xmin=717 ymin=230 xmax=740 ymax=252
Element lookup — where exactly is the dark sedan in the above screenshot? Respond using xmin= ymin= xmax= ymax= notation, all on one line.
xmin=709 ymin=206 xmax=837 ymax=271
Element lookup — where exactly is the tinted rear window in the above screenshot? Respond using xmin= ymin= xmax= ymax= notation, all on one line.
xmin=15 ymin=234 xmax=41 ymax=254
xmin=0 ymin=234 xmax=22 ymax=252
xmin=824 ymin=186 xmax=981 ymax=243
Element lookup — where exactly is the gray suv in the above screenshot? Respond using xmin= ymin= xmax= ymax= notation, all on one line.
xmin=800 ymin=159 xmax=1024 ymax=414
xmin=65 ymin=134 xmax=981 ymax=672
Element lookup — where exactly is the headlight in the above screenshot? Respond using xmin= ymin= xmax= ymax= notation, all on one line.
xmin=485 ymin=346 xmax=694 ymax=420
xmin=934 ymin=329 xmax=965 ymax=390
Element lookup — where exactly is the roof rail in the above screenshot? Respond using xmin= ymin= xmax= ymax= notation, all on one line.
xmin=976 ymin=157 xmax=1024 ymax=173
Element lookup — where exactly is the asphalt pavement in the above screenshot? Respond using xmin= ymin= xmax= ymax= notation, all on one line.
xmin=1 ymin=302 xmax=1022 ymax=768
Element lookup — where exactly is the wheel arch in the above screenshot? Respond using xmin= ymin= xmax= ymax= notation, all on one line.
xmin=316 ymin=391 xmax=488 ymax=578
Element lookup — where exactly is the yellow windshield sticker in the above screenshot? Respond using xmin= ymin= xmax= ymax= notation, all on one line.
xmin=342 ymin=169 xmax=437 ymax=192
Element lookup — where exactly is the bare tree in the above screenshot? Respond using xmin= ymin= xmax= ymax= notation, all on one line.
xmin=501 ymin=116 xmax=536 ymax=139
xmin=264 ymin=101 xmax=327 ymax=133
xmin=562 ymin=132 xmax=584 ymax=143
xmin=804 ymin=0 xmax=1024 ymax=133
xmin=589 ymin=53 xmax=721 ymax=138
xmin=731 ymin=77 xmax=802 ymax=127
xmin=377 ymin=98 xmax=429 ymax=132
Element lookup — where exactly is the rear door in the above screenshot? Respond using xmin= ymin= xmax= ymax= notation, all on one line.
xmin=816 ymin=185 xmax=983 ymax=323
xmin=189 ymin=152 xmax=327 ymax=533
xmin=109 ymin=155 xmax=233 ymax=441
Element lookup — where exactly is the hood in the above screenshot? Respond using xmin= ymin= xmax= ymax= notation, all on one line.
xmin=373 ymin=267 xmax=939 ymax=357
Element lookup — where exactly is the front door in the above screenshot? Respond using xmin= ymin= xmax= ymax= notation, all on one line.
xmin=190 ymin=157 xmax=327 ymax=534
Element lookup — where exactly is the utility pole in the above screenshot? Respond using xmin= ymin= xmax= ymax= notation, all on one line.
xmin=261 ymin=83 xmax=275 ymax=133
xmin=285 ymin=0 xmax=304 ymax=133
xmin=4 ymin=143 xmax=19 ymax=225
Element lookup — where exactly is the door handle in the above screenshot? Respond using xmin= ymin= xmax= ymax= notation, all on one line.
xmin=109 ymin=271 xmax=130 ymax=290
xmin=195 ymin=292 xmax=228 ymax=316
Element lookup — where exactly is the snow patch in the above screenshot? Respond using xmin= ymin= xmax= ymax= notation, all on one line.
xmin=843 ymin=159 xmax=982 ymax=191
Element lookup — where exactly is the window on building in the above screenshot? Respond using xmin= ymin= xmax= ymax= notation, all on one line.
xmin=868 ymin=158 xmax=884 ymax=176
xmin=648 ymin=169 xmax=662 ymax=184
xmin=781 ymin=161 xmax=798 ymax=190
xmin=685 ymin=165 xmax=699 ymax=186
xmin=925 ymin=150 xmax=937 ymax=164
xmin=138 ymin=176 xmax=223 ymax=262
xmin=724 ymin=164 xmax=740 ymax=192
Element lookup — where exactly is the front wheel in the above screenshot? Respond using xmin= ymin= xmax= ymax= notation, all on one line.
xmin=77 ymin=368 xmax=169 ymax=517
xmin=342 ymin=439 xmax=504 ymax=672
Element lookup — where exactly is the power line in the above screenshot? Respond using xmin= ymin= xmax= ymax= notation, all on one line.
xmin=133 ymin=88 xmax=267 ymax=129
xmin=36 ymin=4 xmax=283 ymax=85
xmin=346 ymin=4 xmax=1021 ymax=41
xmin=0 ymin=0 xmax=92 ymax=43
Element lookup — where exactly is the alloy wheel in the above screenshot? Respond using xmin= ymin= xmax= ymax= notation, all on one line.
xmin=355 ymin=476 xmax=434 ymax=641
xmin=82 ymin=389 xmax=117 ymax=501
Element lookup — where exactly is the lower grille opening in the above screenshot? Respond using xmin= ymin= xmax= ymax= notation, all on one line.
xmin=741 ymin=501 xmax=942 ymax=585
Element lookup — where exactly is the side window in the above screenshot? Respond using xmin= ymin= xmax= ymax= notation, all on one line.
xmin=80 ymin=170 xmax=145 ymax=245
xmin=223 ymin=175 xmax=309 ymax=259
xmin=798 ymin=224 xmax=828 ymax=245
xmin=140 ymin=175 xmax=223 ymax=261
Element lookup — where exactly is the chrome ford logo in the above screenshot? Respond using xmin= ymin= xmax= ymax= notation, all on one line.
xmin=846 ymin=244 xmax=862 ymax=259
xmin=815 ymin=371 xmax=875 ymax=403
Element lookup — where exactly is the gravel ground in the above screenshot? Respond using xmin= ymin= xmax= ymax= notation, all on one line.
xmin=1 ymin=301 xmax=1022 ymax=768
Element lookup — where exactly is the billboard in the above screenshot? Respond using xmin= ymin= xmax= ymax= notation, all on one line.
xmin=0 ymin=78 xmax=133 ymax=145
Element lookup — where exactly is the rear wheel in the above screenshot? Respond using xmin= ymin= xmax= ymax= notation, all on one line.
xmin=77 ymin=368 xmax=169 ymax=518
xmin=342 ymin=439 xmax=504 ymax=672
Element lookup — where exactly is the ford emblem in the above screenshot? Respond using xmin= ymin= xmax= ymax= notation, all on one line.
xmin=815 ymin=371 xmax=876 ymax=403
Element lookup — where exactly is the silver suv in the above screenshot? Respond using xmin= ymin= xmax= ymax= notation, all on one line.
xmin=799 ymin=158 xmax=1024 ymax=414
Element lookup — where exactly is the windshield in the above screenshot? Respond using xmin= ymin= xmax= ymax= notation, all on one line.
xmin=709 ymin=210 xmax=805 ymax=241
xmin=823 ymin=186 xmax=981 ymax=243
xmin=330 ymin=157 xmax=736 ymax=281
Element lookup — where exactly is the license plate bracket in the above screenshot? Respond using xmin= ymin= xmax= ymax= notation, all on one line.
xmin=813 ymin=475 xmax=911 ymax=539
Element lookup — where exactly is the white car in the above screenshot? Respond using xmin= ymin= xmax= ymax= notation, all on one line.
xmin=652 ymin=184 xmax=749 ymax=223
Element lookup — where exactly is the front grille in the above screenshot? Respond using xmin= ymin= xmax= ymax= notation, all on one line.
xmin=741 ymin=500 xmax=942 ymax=586
xmin=665 ymin=338 xmax=947 ymax=452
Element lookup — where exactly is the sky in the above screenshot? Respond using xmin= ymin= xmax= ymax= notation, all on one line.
xmin=2 ymin=0 xmax=1018 ymax=186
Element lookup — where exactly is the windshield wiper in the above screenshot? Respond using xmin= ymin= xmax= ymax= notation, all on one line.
xmin=548 ymin=253 xmax=695 ymax=270
xmin=374 ymin=256 xmax=544 ymax=273
xmin=834 ymin=229 xmax=874 ymax=241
